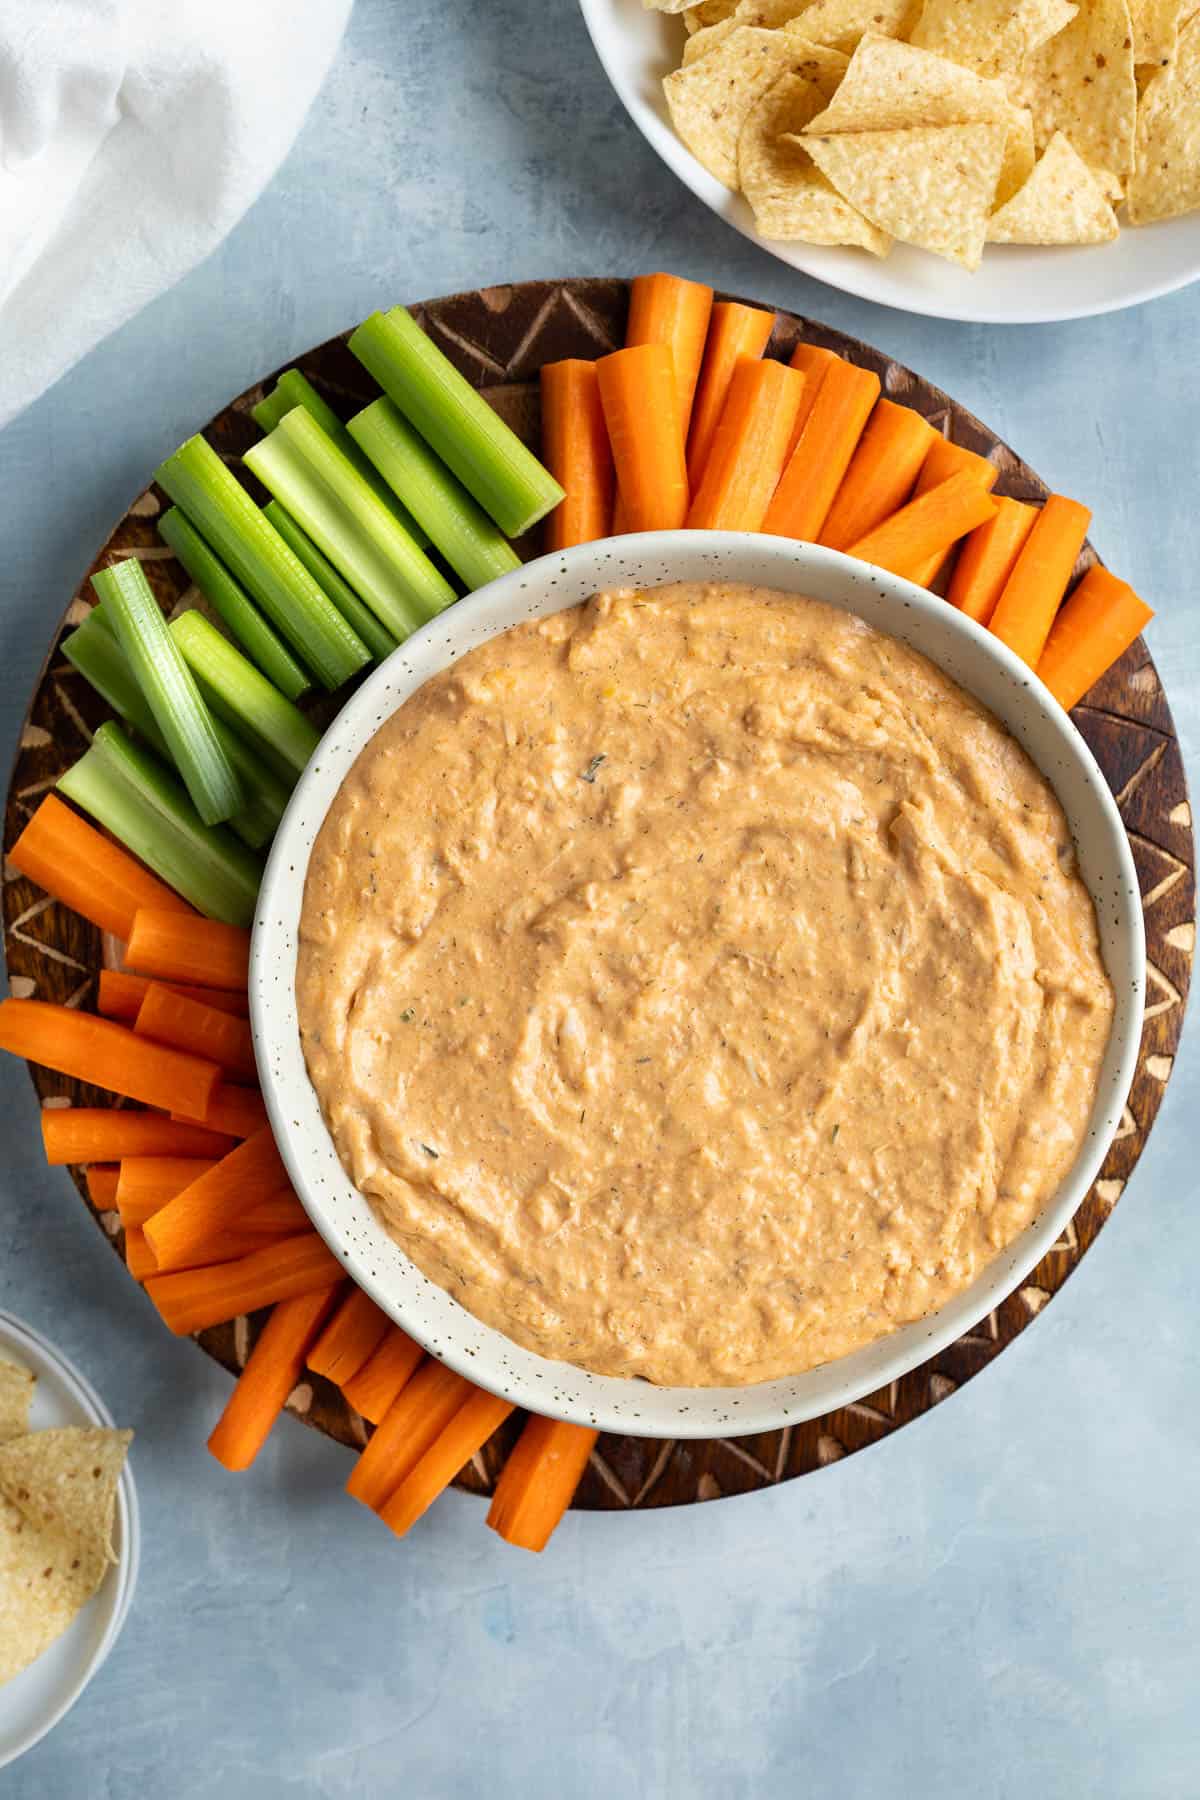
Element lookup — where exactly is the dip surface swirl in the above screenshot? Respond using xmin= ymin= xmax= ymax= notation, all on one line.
xmin=297 ymin=582 xmax=1114 ymax=1386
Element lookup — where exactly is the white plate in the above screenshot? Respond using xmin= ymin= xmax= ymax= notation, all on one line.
xmin=0 ymin=1313 xmax=139 ymax=1771
xmin=577 ymin=0 xmax=1200 ymax=325
xmin=252 ymin=533 xmax=1144 ymax=1441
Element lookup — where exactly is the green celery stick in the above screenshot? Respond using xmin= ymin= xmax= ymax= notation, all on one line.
xmin=263 ymin=501 xmax=398 ymax=663
xmin=209 ymin=717 xmax=291 ymax=849
xmin=253 ymin=369 xmax=430 ymax=547
xmin=244 ymin=408 xmax=455 ymax=642
xmin=349 ymin=307 xmax=564 ymax=537
xmin=58 ymin=723 xmax=261 ymax=927
xmin=91 ymin=560 xmax=243 ymax=828
xmin=169 ymin=610 xmax=319 ymax=780
xmin=348 ymin=397 xmax=521 ymax=592
xmin=155 ymin=435 xmax=370 ymax=691
xmin=158 ymin=506 xmax=311 ymax=701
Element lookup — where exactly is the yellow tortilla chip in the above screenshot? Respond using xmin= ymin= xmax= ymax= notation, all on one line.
xmin=910 ymin=0 xmax=1079 ymax=80
xmin=1015 ymin=0 xmax=1138 ymax=176
xmin=774 ymin=30 xmax=852 ymax=95
xmin=1127 ymin=11 xmax=1200 ymax=220
xmin=739 ymin=72 xmax=893 ymax=250
xmin=664 ymin=25 xmax=836 ymax=186
xmin=685 ymin=0 xmax=738 ymax=28
xmin=1130 ymin=0 xmax=1182 ymax=65
xmin=987 ymin=131 xmax=1120 ymax=240
xmin=802 ymin=34 xmax=1018 ymax=131
xmin=0 ymin=1359 xmax=35 ymax=1447
xmin=999 ymin=108 xmax=1038 ymax=205
xmin=683 ymin=18 xmax=740 ymax=59
xmin=782 ymin=0 xmax=922 ymax=54
xmin=804 ymin=121 xmax=1009 ymax=267
xmin=646 ymin=0 xmax=698 ymax=14
xmin=734 ymin=0 xmax=812 ymax=20
xmin=0 ymin=1426 xmax=131 ymax=1687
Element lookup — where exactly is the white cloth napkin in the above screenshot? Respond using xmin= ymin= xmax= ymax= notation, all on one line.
xmin=0 ymin=0 xmax=352 ymax=429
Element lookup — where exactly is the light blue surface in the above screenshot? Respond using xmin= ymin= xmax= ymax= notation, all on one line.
xmin=1 ymin=2 xmax=1197 ymax=1793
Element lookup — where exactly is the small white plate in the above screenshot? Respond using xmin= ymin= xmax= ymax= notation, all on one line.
xmin=0 ymin=1312 xmax=139 ymax=1772
xmin=577 ymin=0 xmax=1200 ymax=325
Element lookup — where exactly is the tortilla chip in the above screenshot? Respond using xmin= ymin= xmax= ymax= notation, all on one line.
xmin=0 ymin=1359 xmax=35 ymax=1447
xmin=665 ymin=26 xmax=832 ymax=185
xmin=739 ymin=72 xmax=893 ymax=250
xmin=683 ymin=18 xmax=740 ymax=60
xmin=774 ymin=30 xmax=852 ymax=96
xmin=1127 ymin=11 xmax=1200 ymax=220
xmin=1130 ymin=0 xmax=1182 ymax=65
xmin=804 ymin=121 xmax=1009 ymax=267
xmin=685 ymin=0 xmax=738 ymax=28
xmin=735 ymin=0 xmax=812 ymax=20
xmin=646 ymin=0 xmax=698 ymax=14
xmin=0 ymin=1426 xmax=131 ymax=1687
xmin=1015 ymin=0 xmax=1138 ymax=177
xmin=802 ymin=34 xmax=1018 ymax=132
xmin=910 ymin=0 xmax=1079 ymax=80
xmin=999 ymin=108 xmax=1038 ymax=205
xmin=782 ymin=0 xmax=922 ymax=54
xmin=987 ymin=131 xmax=1120 ymax=240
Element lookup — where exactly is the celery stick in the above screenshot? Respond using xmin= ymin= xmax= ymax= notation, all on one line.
xmin=58 ymin=723 xmax=261 ymax=927
xmin=263 ymin=501 xmax=398 ymax=663
xmin=170 ymin=610 xmax=319 ymax=780
xmin=158 ymin=506 xmax=311 ymax=701
xmin=349 ymin=307 xmax=564 ymax=537
xmin=210 ymin=718 xmax=290 ymax=849
xmin=155 ymin=435 xmax=370 ymax=691
xmin=253 ymin=370 xmax=430 ymax=547
xmin=92 ymin=560 xmax=243 ymax=828
xmin=244 ymin=408 xmax=455 ymax=642
xmin=348 ymin=398 xmax=522 ymax=592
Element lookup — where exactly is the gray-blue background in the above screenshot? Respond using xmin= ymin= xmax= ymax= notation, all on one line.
xmin=2 ymin=2 xmax=1197 ymax=1793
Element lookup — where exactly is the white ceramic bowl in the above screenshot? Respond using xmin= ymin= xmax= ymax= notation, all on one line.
xmin=577 ymin=0 xmax=1200 ymax=325
xmin=252 ymin=533 xmax=1144 ymax=1439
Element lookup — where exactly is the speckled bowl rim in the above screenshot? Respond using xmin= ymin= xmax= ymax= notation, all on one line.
xmin=251 ymin=533 xmax=1144 ymax=1440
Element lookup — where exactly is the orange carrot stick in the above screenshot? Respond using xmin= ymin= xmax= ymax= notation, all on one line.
xmin=988 ymin=495 xmax=1092 ymax=669
xmin=117 ymin=1157 xmax=219 ymax=1227
xmin=786 ymin=343 xmax=842 ymax=454
xmin=540 ymin=361 xmax=615 ymax=551
xmin=239 ymin=1193 xmax=310 ymax=1238
xmin=125 ymin=909 xmax=250 ymax=991
xmin=819 ymin=399 xmax=938 ymax=551
xmin=686 ymin=300 xmax=776 ymax=489
xmin=307 ymin=1286 xmax=392 ymax=1385
xmin=145 ymin=1233 xmax=341 ymax=1336
xmin=340 ymin=1327 xmax=425 ymax=1426
xmin=345 ymin=1360 xmax=475 ymax=1510
xmin=172 ymin=1085 xmax=269 ymax=1140
xmin=594 ymin=345 xmax=689 ymax=532
xmin=8 ymin=795 xmax=192 ymax=942
xmin=42 ymin=1107 xmax=233 ymax=1166
xmin=207 ymin=1284 xmax=344 ymax=1471
xmin=0 ymin=1000 xmax=220 ymax=1118
xmin=377 ymin=1388 xmax=516 ymax=1538
xmin=625 ymin=272 xmax=714 ymax=439
xmin=85 ymin=1164 xmax=119 ymax=1210
xmin=486 ymin=1417 xmax=599 ymax=1552
xmin=946 ymin=497 xmax=1039 ymax=625
xmin=843 ymin=469 xmax=999 ymax=581
xmin=906 ymin=437 xmax=1000 ymax=587
xmin=144 ymin=1125 xmax=288 ymax=1273
xmin=685 ymin=359 xmax=807 ymax=533
xmin=134 ymin=984 xmax=257 ymax=1083
xmin=761 ymin=358 xmax=880 ymax=543
xmin=98 ymin=969 xmax=248 ymax=1022
xmin=123 ymin=1226 xmax=158 ymax=1283
xmin=1036 ymin=565 xmax=1155 ymax=712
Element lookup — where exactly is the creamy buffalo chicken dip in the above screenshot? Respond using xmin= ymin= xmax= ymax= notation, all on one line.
xmin=298 ymin=583 xmax=1114 ymax=1387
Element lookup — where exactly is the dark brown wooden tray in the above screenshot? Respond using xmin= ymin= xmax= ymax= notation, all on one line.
xmin=4 ymin=278 xmax=1192 ymax=1511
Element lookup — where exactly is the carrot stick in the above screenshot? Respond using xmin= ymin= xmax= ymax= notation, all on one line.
xmin=819 ymin=400 xmax=938 ymax=552
xmin=340 ymin=1327 xmax=425 ymax=1426
xmin=625 ymin=272 xmax=714 ymax=440
xmin=761 ymin=358 xmax=880 ymax=543
xmin=123 ymin=1226 xmax=158 ymax=1284
xmin=946 ymin=497 xmax=1039 ymax=625
xmin=98 ymin=970 xmax=248 ymax=1022
xmin=85 ymin=1164 xmax=119 ymax=1210
xmin=486 ymin=1417 xmax=599 ymax=1552
xmin=42 ymin=1107 xmax=234 ymax=1166
xmin=0 ymin=1000 xmax=220 ymax=1118
xmin=843 ymin=469 xmax=999 ymax=581
xmin=686 ymin=300 xmax=776 ymax=489
xmin=345 ymin=1360 xmax=475 ymax=1510
xmin=145 ymin=1233 xmax=341 ymax=1335
xmin=594 ymin=346 xmax=689 ymax=532
xmin=172 ymin=1085 xmax=269 ymax=1140
xmin=239 ymin=1193 xmax=310 ymax=1238
xmin=988 ymin=495 xmax=1093 ymax=669
xmin=685 ymin=360 xmax=807 ymax=533
xmin=905 ymin=437 xmax=1000 ymax=587
xmin=117 ymin=1157 xmax=219 ymax=1227
xmin=8 ymin=794 xmax=191 ymax=943
xmin=377 ymin=1388 xmax=516 ymax=1538
xmin=207 ymin=1284 xmax=344 ymax=1471
xmin=126 ymin=908 xmax=250 ymax=991
xmin=1036 ymin=565 xmax=1155 ymax=713
xmin=144 ymin=1125 xmax=288 ymax=1273
xmin=134 ymin=984 xmax=256 ymax=1083
xmin=307 ymin=1286 xmax=392 ymax=1385
xmin=540 ymin=361 xmax=615 ymax=551
xmin=786 ymin=343 xmax=842 ymax=454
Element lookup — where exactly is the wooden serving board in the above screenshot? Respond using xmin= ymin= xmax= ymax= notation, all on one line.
xmin=3 ymin=279 xmax=1193 ymax=1512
